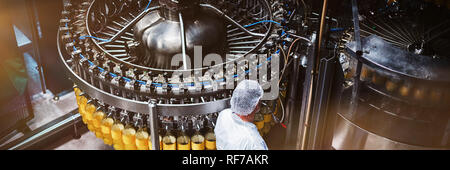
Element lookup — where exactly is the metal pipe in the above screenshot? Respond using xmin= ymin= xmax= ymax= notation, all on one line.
xmin=148 ymin=102 xmax=159 ymax=150
xmin=286 ymin=34 xmax=312 ymax=43
xmin=349 ymin=0 xmax=363 ymax=116
xmin=97 ymin=6 xmax=160 ymax=45
xmin=179 ymin=13 xmax=188 ymax=71
xmin=284 ymin=55 xmax=301 ymax=147
xmin=315 ymin=0 xmax=329 ymax=72
xmin=311 ymin=12 xmax=339 ymax=27
xmin=301 ymin=0 xmax=328 ymax=150
xmin=3 ymin=110 xmax=82 ymax=150
xmin=199 ymin=4 xmax=266 ymax=37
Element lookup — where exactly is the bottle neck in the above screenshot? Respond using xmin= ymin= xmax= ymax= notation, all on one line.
xmin=165 ymin=125 xmax=172 ymax=135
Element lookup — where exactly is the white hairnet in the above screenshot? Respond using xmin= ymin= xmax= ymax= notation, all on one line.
xmin=230 ymin=80 xmax=264 ymax=116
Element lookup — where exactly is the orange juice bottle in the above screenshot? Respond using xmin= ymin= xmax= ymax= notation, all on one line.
xmin=261 ymin=103 xmax=272 ymax=135
xmin=191 ymin=126 xmax=205 ymax=150
xmin=254 ymin=112 xmax=264 ymax=135
xmin=134 ymin=114 xmax=149 ymax=150
xmin=84 ymin=99 xmax=96 ymax=132
xmin=122 ymin=112 xmax=137 ymax=150
xmin=262 ymin=103 xmax=272 ymax=124
xmin=92 ymin=105 xmax=106 ymax=139
xmin=111 ymin=111 xmax=126 ymax=150
xmin=100 ymin=107 xmax=115 ymax=145
xmin=74 ymin=86 xmax=81 ymax=103
xmin=162 ymin=124 xmax=176 ymax=150
xmin=77 ymin=92 xmax=88 ymax=124
xmin=205 ymin=124 xmax=216 ymax=150
xmin=177 ymin=124 xmax=190 ymax=150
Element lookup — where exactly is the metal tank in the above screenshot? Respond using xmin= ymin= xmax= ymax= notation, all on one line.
xmin=133 ymin=0 xmax=227 ymax=69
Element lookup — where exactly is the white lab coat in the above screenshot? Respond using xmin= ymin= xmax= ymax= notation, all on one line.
xmin=214 ymin=109 xmax=268 ymax=150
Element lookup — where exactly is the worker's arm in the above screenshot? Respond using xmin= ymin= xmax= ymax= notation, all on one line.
xmin=252 ymin=140 xmax=268 ymax=150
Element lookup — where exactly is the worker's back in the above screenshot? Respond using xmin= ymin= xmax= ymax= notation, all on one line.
xmin=215 ymin=109 xmax=268 ymax=150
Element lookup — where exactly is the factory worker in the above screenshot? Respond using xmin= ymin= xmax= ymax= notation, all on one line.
xmin=215 ymin=80 xmax=268 ymax=150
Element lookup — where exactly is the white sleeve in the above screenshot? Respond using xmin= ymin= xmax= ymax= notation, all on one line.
xmin=252 ymin=139 xmax=268 ymax=150
xmin=249 ymin=129 xmax=268 ymax=150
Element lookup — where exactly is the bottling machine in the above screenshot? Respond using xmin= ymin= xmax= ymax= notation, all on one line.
xmin=57 ymin=0 xmax=450 ymax=150
xmin=58 ymin=0 xmax=287 ymax=150
xmin=2 ymin=0 xmax=449 ymax=150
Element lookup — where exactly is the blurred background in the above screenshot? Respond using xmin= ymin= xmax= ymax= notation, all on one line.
xmin=0 ymin=0 xmax=108 ymax=150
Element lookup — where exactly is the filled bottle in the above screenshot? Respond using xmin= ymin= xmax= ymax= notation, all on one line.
xmin=191 ymin=125 xmax=205 ymax=150
xmin=100 ymin=108 xmax=115 ymax=146
xmin=254 ymin=112 xmax=265 ymax=136
xmin=135 ymin=114 xmax=149 ymax=150
xmin=177 ymin=124 xmax=190 ymax=150
xmin=162 ymin=124 xmax=176 ymax=150
xmin=372 ymin=72 xmax=386 ymax=86
xmin=92 ymin=105 xmax=106 ymax=139
xmin=111 ymin=111 xmax=126 ymax=150
xmin=262 ymin=103 xmax=272 ymax=136
xmin=77 ymin=93 xmax=88 ymax=124
xmin=74 ymin=87 xmax=81 ymax=104
xmin=122 ymin=113 xmax=137 ymax=150
xmin=262 ymin=103 xmax=272 ymax=123
xmin=269 ymin=101 xmax=277 ymax=126
xmin=360 ymin=66 xmax=372 ymax=81
xmin=399 ymin=82 xmax=412 ymax=97
xmin=84 ymin=99 xmax=97 ymax=132
xmin=385 ymin=78 xmax=400 ymax=92
xmin=414 ymin=87 xmax=426 ymax=101
xmin=205 ymin=123 xmax=216 ymax=150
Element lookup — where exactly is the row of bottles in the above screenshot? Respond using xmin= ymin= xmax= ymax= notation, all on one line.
xmin=253 ymin=101 xmax=279 ymax=137
xmin=345 ymin=65 xmax=450 ymax=104
xmin=160 ymin=123 xmax=216 ymax=150
xmin=74 ymin=86 xmax=217 ymax=150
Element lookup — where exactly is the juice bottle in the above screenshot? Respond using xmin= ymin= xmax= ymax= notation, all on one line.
xmin=111 ymin=111 xmax=126 ymax=150
xmin=136 ymin=129 xmax=149 ymax=150
xmin=254 ymin=112 xmax=264 ymax=134
xmin=177 ymin=124 xmax=190 ymax=150
xmin=74 ymin=86 xmax=81 ymax=104
xmin=100 ymin=107 xmax=115 ymax=145
xmin=78 ymin=93 xmax=88 ymax=124
xmin=191 ymin=125 xmax=205 ymax=150
xmin=372 ymin=72 xmax=386 ymax=86
xmin=122 ymin=113 xmax=137 ymax=150
xmin=399 ymin=83 xmax=412 ymax=97
xmin=205 ymin=123 xmax=216 ymax=150
xmin=84 ymin=99 xmax=97 ymax=132
xmin=360 ymin=66 xmax=372 ymax=81
xmin=134 ymin=114 xmax=149 ymax=150
xmin=262 ymin=103 xmax=272 ymax=135
xmin=262 ymin=103 xmax=272 ymax=124
xmin=92 ymin=105 xmax=106 ymax=139
xmin=268 ymin=101 xmax=277 ymax=126
xmin=162 ymin=124 xmax=176 ymax=150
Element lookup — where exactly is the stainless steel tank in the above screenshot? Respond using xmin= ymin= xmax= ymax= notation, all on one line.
xmin=332 ymin=0 xmax=450 ymax=149
xmin=133 ymin=0 xmax=227 ymax=69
